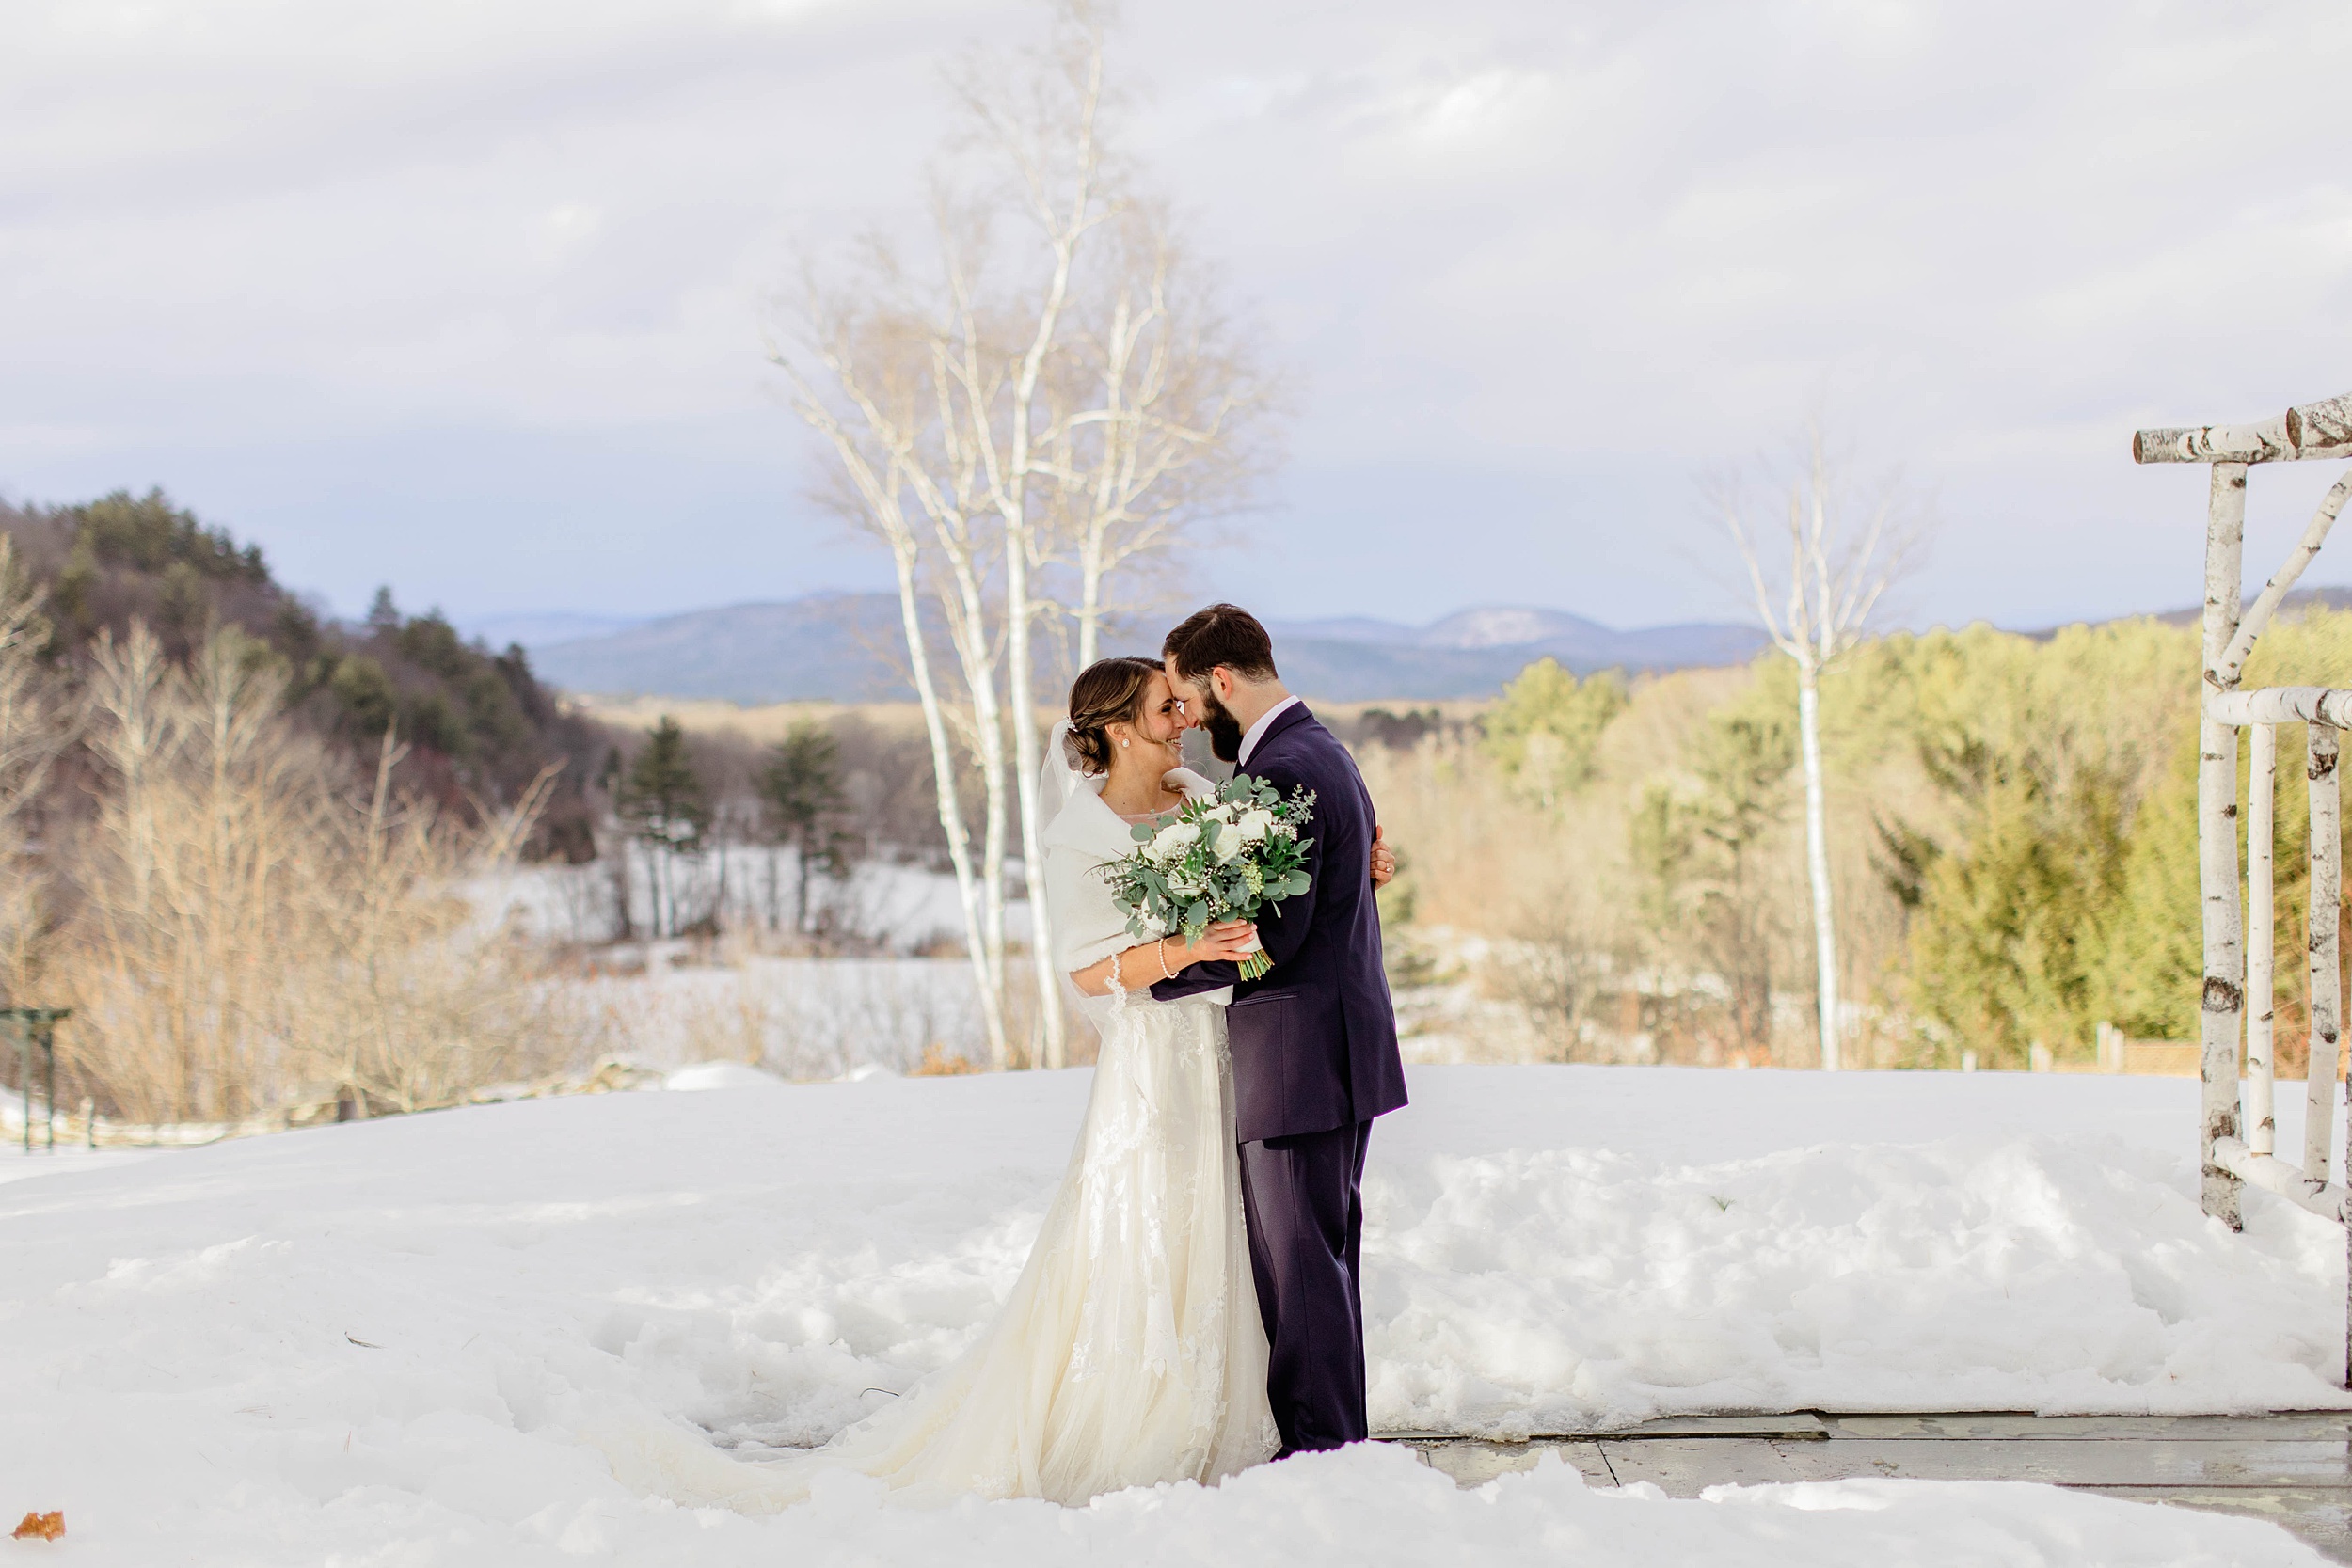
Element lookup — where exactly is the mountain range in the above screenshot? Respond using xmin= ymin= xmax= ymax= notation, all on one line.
xmin=489 ymin=595 xmax=1772 ymax=705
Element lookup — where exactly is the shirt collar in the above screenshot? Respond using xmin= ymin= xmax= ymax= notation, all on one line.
xmin=1237 ymin=695 xmax=1302 ymax=768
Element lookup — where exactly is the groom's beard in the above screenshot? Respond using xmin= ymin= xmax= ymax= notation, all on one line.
xmin=1195 ymin=690 xmax=1245 ymax=765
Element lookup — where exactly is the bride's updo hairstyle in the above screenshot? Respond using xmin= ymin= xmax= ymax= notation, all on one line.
xmin=1065 ymin=657 xmax=1164 ymax=775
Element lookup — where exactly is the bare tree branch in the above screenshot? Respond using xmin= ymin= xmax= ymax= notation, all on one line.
xmin=1716 ymin=422 xmax=1931 ymax=1071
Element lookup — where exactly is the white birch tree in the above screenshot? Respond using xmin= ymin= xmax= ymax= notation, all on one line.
xmin=1036 ymin=201 xmax=1279 ymax=668
xmin=1719 ymin=428 xmax=1926 ymax=1070
xmin=774 ymin=0 xmax=1279 ymax=1069
xmin=778 ymin=308 xmax=1013 ymax=1069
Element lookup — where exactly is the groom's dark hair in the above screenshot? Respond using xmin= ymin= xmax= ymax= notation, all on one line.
xmin=1164 ymin=603 xmax=1279 ymax=685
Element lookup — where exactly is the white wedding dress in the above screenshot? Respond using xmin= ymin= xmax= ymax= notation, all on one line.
xmin=640 ymin=750 xmax=1276 ymax=1511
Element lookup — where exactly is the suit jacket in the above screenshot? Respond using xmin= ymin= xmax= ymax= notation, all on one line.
xmin=1151 ymin=702 xmax=1409 ymax=1143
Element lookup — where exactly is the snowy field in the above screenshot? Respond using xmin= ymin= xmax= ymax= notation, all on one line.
xmin=2 ymin=1065 xmax=2342 ymax=1565
xmin=472 ymin=852 xmax=1029 ymax=956
xmin=568 ymin=957 xmax=1000 ymax=1078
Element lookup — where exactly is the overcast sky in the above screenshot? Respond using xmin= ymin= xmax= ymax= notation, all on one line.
xmin=6 ymin=0 xmax=2352 ymax=634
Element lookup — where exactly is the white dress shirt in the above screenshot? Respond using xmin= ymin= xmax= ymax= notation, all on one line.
xmin=1236 ymin=695 xmax=1303 ymax=769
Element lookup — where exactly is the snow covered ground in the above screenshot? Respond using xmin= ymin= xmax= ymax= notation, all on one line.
xmin=472 ymin=852 xmax=1029 ymax=955
xmin=568 ymin=956 xmax=999 ymax=1077
xmin=2 ymin=1065 xmax=2339 ymax=1564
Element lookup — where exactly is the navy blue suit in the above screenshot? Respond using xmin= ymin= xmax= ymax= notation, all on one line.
xmin=1152 ymin=701 xmax=1407 ymax=1451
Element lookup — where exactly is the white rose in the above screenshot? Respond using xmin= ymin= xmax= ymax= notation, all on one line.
xmin=1150 ymin=820 xmax=1200 ymax=860
xmin=1236 ymin=808 xmax=1274 ymax=844
xmin=1213 ymin=826 xmax=1246 ymax=863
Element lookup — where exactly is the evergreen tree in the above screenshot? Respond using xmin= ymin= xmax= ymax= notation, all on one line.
xmin=1897 ymin=729 xmax=2128 ymax=1067
xmin=1632 ymin=708 xmax=1796 ymax=1058
xmin=760 ymin=722 xmax=853 ymax=935
xmin=619 ymin=718 xmax=707 ymax=936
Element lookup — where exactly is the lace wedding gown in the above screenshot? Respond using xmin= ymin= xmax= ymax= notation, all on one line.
xmin=683 ymin=761 xmax=1275 ymax=1510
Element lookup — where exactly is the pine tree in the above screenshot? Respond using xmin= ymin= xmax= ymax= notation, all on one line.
xmin=760 ymin=722 xmax=852 ymax=935
xmin=1631 ymin=708 xmax=1796 ymax=1059
xmin=619 ymin=718 xmax=707 ymax=937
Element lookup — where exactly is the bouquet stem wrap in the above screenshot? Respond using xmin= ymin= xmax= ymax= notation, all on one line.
xmin=1234 ymin=928 xmax=1270 ymax=983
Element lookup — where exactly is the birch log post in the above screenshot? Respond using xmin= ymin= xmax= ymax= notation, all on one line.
xmin=2217 ymin=469 xmax=2352 ymax=685
xmin=2308 ymin=723 xmax=2343 ymax=1180
xmin=2134 ymin=390 xmax=2352 ymax=466
xmin=2208 ymin=688 xmax=2352 ymax=727
xmin=2317 ymin=720 xmax=2352 ymax=1390
xmin=2249 ymin=722 xmax=2278 ymax=1157
xmin=2200 ymin=461 xmax=2248 ymax=1229
xmin=2289 ymin=391 xmax=2352 ymax=451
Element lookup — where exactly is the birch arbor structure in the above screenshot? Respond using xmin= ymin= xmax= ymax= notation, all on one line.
xmin=2136 ymin=389 xmax=2352 ymax=1384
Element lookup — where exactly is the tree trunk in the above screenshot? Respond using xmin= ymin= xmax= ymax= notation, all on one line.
xmin=2306 ymin=722 xmax=2341 ymax=1180
xmin=890 ymin=535 xmax=1008 ymax=1069
xmin=764 ymin=847 xmax=779 ymax=934
xmin=2249 ymin=721 xmax=2277 ymax=1156
xmin=1076 ymin=538 xmax=1105 ymax=672
xmin=714 ymin=832 xmax=730 ymax=933
xmin=925 ymin=510 xmax=1015 ymax=1061
xmin=793 ymin=832 xmax=811 ymax=936
xmin=609 ymin=829 xmax=633 ymax=942
xmin=1797 ymin=665 xmax=1840 ymax=1071
xmin=997 ymin=234 xmax=1074 ymax=1073
xmin=2199 ymin=460 xmax=2249 ymax=1228
xmin=1005 ymin=548 xmax=1065 ymax=1069
xmin=968 ymin=642 xmax=1010 ymax=1057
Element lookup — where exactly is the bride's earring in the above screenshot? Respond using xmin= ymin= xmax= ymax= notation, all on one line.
xmin=1120 ymin=738 xmax=1130 ymax=748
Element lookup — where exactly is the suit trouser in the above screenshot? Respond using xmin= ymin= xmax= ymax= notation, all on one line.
xmin=1238 ymin=1117 xmax=1374 ymax=1452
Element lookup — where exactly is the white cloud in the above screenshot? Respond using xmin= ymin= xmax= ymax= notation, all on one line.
xmin=2 ymin=0 xmax=2349 ymax=629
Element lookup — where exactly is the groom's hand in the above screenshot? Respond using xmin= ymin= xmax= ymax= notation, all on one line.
xmin=1370 ymin=825 xmax=1396 ymax=890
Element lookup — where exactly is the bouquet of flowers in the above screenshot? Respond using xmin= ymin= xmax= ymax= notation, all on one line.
xmin=1097 ymin=774 xmax=1315 ymax=982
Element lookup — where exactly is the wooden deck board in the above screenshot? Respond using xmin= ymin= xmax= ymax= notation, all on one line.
xmin=1391 ymin=1412 xmax=2352 ymax=1562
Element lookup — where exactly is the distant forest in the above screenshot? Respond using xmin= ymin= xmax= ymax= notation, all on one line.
xmin=0 ymin=489 xmax=607 ymax=858
xmin=0 ymin=489 xmax=972 ymax=881
xmin=0 ymin=490 xmax=966 ymax=1121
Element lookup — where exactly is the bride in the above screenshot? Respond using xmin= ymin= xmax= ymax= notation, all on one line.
xmin=717 ymin=656 xmax=1278 ymax=1506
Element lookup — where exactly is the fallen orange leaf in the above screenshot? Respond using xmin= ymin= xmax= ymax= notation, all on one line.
xmin=11 ymin=1511 xmax=63 ymax=1541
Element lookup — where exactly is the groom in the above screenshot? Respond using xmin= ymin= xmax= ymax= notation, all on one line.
xmin=1149 ymin=603 xmax=1409 ymax=1457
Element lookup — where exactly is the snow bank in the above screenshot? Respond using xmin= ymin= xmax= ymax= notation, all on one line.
xmin=662 ymin=1062 xmax=787 ymax=1092
xmin=0 ymin=1065 xmax=2337 ymax=1564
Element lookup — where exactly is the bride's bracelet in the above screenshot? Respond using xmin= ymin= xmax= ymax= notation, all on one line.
xmin=1155 ymin=939 xmax=1177 ymax=981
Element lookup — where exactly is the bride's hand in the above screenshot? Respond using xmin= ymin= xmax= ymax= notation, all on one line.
xmin=1184 ymin=920 xmax=1258 ymax=967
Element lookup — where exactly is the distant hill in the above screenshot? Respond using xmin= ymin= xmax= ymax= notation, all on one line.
xmin=521 ymin=594 xmax=1771 ymax=705
xmin=1268 ymin=608 xmax=1770 ymax=696
xmin=526 ymin=595 xmax=914 ymax=704
xmin=468 ymin=610 xmax=646 ymax=649
xmin=2147 ymin=584 xmax=2352 ymax=630
xmin=2019 ymin=584 xmax=2352 ymax=641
